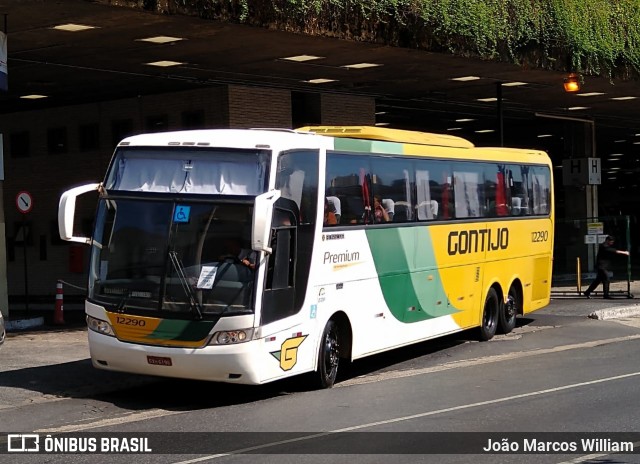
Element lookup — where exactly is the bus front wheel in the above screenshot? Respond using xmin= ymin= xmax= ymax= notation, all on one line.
xmin=479 ymin=288 xmax=499 ymax=341
xmin=315 ymin=320 xmax=340 ymax=388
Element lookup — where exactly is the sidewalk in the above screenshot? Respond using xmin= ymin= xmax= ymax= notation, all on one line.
xmin=549 ymin=279 xmax=640 ymax=320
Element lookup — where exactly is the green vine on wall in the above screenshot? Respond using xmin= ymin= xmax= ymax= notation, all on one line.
xmin=133 ymin=0 xmax=640 ymax=78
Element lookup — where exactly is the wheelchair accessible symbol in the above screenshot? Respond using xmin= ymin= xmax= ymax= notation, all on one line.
xmin=174 ymin=205 xmax=191 ymax=223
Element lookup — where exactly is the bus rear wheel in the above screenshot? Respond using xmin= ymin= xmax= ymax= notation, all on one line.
xmin=479 ymin=288 xmax=499 ymax=341
xmin=498 ymin=286 xmax=519 ymax=334
xmin=315 ymin=320 xmax=340 ymax=389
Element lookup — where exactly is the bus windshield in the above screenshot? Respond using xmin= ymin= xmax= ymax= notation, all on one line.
xmin=89 ymin=197 xmax=256 ymax=318
xmin=105 ymin=147 xmax=269 ymax=195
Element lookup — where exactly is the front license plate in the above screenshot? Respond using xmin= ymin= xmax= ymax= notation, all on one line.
xmin=147 ymin=356 xmax=172 ymax=366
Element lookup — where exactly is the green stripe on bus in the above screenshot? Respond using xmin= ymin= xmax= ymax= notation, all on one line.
xmin=146 ymin=319 xmax=215 ymax=342
xmin=366 ymin=227 xmax=460 ymax=322
xmin=333 ymin=138 xmax=405 ymax=154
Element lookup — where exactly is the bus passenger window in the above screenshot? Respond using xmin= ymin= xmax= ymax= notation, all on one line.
xmin=371 ymin=156 xmax=412 ymax=223
xmin=453 ymin=164 xmax=484 ymax=218
xmin=325 ymin=153 xmax=370 ymax=226
xmin=508 ymin=164 xmax=531 ymax=216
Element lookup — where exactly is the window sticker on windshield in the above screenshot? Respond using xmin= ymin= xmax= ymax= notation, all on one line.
xmin=197 ymin=266 xmax=218 ymax=289
xmin=174 ymin=205 xmax=191 ymax=223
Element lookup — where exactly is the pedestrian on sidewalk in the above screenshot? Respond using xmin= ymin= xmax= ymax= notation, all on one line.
xmin=584 ymin=235 xmax=630 ymax=299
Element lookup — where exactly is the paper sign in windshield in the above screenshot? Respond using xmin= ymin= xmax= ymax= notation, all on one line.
xmin=197 ymin=266 xmax=218 ymax=289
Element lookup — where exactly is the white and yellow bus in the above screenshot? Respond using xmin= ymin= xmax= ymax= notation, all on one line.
xmin=58 ymin=126 xmax=553 ymax=388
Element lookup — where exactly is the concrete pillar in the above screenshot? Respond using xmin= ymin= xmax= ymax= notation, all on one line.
xmin=0 ymin=181 xmax=8 ymax=318
xmin=559 ymin=118 xmax=599 ymax=274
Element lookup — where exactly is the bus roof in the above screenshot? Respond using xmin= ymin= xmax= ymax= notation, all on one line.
xmin=297 ymin=126 xmax=475 ymax=149
xmin=117 ymin=129 xmax=333 ymax=150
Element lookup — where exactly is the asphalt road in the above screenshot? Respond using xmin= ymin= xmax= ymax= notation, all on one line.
xmin=2 ymin=295 xmax=640 ymax=463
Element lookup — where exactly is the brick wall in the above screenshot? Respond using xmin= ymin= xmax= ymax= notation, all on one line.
xmin=228 ymin=85 xmax=292 ymax=128
xmin=321 ymin=94 xmax=376 ymax=125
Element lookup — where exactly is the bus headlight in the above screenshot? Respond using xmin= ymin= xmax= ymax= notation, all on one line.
xmin=210 ymin=329 xmax=254 ymax=345
xmin=86 ymin=315 xmax=115 ymax=337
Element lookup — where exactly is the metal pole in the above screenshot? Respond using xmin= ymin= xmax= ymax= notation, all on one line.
xmin=496 ymin=82 xmax=504 ymax=147
xmin=22 ymin=214 xmax=29 ymax=316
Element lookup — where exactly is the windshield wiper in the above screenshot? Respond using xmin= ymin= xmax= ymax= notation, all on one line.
xmin=168 ymin=251 xmax=203 ymax=320
xmin=115 ymin=290 xmax=131 ymax=313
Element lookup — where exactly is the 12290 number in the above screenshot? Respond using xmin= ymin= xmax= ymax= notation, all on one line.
xmin=115 ymin=316 xmax=146 ymax=327
xmin=531 ymin=231 xmax=549 ymax=242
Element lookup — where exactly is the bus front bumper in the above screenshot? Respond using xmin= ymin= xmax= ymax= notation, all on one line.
xmin=87 ymin=330 xmax=264 ymax=384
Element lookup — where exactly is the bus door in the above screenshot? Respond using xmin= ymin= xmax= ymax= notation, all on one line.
xmin=262 ymin=198 xmax=298 ymax=324
xmin=261 ymin=149 xmax=320 ymax=325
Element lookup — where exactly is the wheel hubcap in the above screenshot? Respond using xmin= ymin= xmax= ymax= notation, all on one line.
xmin=505 ymin=295 xmax=516 ymax=320
xmin=325 ymin=332 xmax=339 ymax=373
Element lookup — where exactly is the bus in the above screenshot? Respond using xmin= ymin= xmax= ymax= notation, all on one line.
xmin=58 ymin=126 xmax=553 ymax=388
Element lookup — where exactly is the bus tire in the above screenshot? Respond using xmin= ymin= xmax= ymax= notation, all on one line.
xmin=479 ymin=288 xmax=499 ymax=341
xmin=499 ymin=286 xmax=518 ymax=334
xmin=315 ymin=320 xmax=340 ymax=389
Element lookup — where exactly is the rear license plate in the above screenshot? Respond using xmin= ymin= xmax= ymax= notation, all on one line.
xmin=147 ymin=356 xmax=172 ymax=366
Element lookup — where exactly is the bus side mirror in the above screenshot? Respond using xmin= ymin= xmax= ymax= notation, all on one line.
xmin=252 ymin=190 xmax=281 ymax=254
xmin=58 ymin=183 xmax=101 ymax=244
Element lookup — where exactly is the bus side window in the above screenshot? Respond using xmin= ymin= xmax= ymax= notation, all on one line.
xmin=326 ymin=153 xmax=370 ymax=226
xmin=508 ymin=164 xmax=531 ymax=216
xmin=371 ymin=156 xmax=413 ymax=223
xmin=453 ymin=164 xmax=484 ymax=218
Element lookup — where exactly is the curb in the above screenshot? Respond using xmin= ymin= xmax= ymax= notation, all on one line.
xmin=5 ymin=317 xmax=45 ymax=331
xmin=588 ymin=305 xmax=640 ymax=321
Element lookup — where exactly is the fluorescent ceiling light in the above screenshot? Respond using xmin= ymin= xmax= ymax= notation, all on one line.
xmin=502 ymin=81 xmax=527 ymax=87
xmin=608 ymin=167 xmax=621 ymax=171
xmin=375 ymin=111 xmax=387 ymax=115
xmin=607 ymin=158 xmax=620 ymax=161
xmin=52 ymin=24 xmax=97 ymax=32
xmin=138 ymin=36 xmax=185 ymax=44
xmin=451 ymin=76 xmax=480 ymax=82
xmin=447 ymin=127 xmax=462 ymax=131
xmin=477 ymin=97 xmax=497 ymax=102
xmin=20 ymin=94 xmax=48 ymax=99
xmin=455 ymin=118 xmax=475 ymax=122
xmin=537 ymin=134 xmax=553 ymax=138
xmin=281 ymin=55 xmax=324 ymax=62
xmin=145 ymin=60 xmax=184 ymax=67
xmin=609 ymin=153 xmax=624 ymax=157
xmin=577 ymin=92 xmax=605 ymax=97
xmin=375 ymin=122 xmax=390 ymax=126
xmin=305 ymin=78 xmax=337 ymax=84
xmin=634 ymin=142 xmax=640 ymax=145
xmin=567 ymin=106 xmax=589 ymax=111
xmin=475 ymin=129 xmax=495 ymax=133
xmin=342 ymin=63 xmax=381 ymax=69
xmin=611 ymin=96 xmax=637 ymax=101
xmin=614 ymin=139 xmax=626 ymax=143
